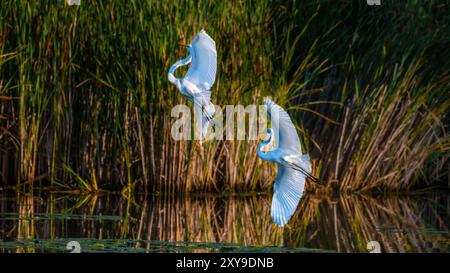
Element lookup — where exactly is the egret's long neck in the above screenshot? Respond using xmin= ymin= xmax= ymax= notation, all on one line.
xmin=257 ymin=130 xmax=276 ymax=162
xmin=169 ymin=54 xmax=191 ymax=75
xmin=258 ymin=143 xmax=273 ymax=161
xmin=168 ymin=53 xmax=192 ymax=89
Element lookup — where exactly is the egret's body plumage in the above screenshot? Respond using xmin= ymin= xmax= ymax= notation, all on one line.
xmin=168 ymin=30 xmax=217 ymax=138
xmin=258 ymin=97 xmax=316 ymax=226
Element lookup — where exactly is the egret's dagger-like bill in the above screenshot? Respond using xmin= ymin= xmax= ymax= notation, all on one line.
xmin=259 ymin=132 xmax=270 ymax=142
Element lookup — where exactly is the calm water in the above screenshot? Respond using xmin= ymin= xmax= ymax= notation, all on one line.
xmin=0 ymin=190 xmax=448 ymax=253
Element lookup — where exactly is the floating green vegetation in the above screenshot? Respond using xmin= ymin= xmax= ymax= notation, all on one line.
xmin=0 ymin=212 xmax=122 ymax=221
xmin=0 ymin=238 xmax=333 ymax=253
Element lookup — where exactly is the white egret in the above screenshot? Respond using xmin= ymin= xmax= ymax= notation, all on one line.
xmin=168 ymin=29 xmax=217 ymax=138
xmin=258 ymin=97 xmax=323 ymax=226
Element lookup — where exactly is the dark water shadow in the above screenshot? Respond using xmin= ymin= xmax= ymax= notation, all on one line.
xmin=0 ymin=191 xmax=448 ymax=253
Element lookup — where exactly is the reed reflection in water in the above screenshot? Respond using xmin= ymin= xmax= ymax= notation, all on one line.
xmin=0 ymin=191 xmax=448 ymax=253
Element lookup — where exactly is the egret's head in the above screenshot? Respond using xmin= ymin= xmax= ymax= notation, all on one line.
xmin=258 ymin=128 xmax=274 ymax=154
xmin=259 ymin=132 xmax=270 ymax=143
xmin=259 ymin=128 xmax=273 ymax=143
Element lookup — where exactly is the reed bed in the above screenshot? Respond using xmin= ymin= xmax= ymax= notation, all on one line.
xmin=0 ymin=0 xmax=448 ymax=193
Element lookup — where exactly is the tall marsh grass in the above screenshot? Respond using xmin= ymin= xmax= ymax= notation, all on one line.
xmin=0 ymin=0 xmax=448 ymax=193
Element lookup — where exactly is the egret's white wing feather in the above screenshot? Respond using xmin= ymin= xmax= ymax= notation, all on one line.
xmin=185 ymin=30 xmax=217 ymax=91
xmin=271 ymin=164 xmax=306 ymax=226
xmin=265 ymin=97 xmax=302 ymax=154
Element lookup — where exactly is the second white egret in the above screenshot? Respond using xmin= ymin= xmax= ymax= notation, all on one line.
xmin=258 ymin=97 xmax=322 ymax=226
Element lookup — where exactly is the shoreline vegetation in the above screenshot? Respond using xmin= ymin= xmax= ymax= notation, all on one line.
xmin=0 ymin=1 xmax=449 ymax=194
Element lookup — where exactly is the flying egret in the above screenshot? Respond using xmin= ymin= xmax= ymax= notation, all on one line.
xmin=258 ymin=97 xmax=323 ymax=226
xmin=168 ymin=29 xmax=217 ymax=138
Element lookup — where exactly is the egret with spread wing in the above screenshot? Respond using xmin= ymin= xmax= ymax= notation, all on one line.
xmin=258 ymin=97 xmax=323 ymax=226
xmin=168 ymin=29 xmax=217 ymax=138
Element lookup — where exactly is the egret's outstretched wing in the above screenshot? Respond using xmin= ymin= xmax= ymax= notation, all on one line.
xmin=271 ymin=164 xmax=306 ymax=226
xmin=185 ymin=30 xmax=217 ymax=91
xmin=265 ymin=97 xmax=302 ymax=153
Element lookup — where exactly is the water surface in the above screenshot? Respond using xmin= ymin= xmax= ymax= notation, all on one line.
xmin=0 ymin=191 xmax=448 ymax=253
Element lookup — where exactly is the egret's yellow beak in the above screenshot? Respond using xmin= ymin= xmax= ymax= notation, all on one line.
xmin=259 ymin=132 xmax=270 ymax=142
xmin=178 ymin=33 xmax=186 ymax=46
